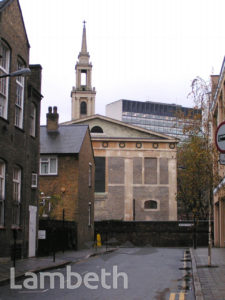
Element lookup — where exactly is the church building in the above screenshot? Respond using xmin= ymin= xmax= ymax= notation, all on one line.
xmin=63 ymin=22 xmax=178 ymax=222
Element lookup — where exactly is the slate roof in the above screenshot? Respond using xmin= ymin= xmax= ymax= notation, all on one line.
xmin=40 ymin=125 xmax=88 ymax=154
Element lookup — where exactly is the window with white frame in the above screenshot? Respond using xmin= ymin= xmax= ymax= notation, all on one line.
xmin=31 ymin=173 xmax=38 ymax=188
xmin=0 ymin=160 xmax=5 ymax=226
xmin=40 ymin=156 xmax=58 ymax=175
xmin=15 ymin=60 xmax=25 ymax=128
xmin=0 ymin=42 xmax=10 ymax=119
xmin=30 ymin=103 xmax=36 ymax=137
xmin=12 ymin=166 xmax=21 ymax=226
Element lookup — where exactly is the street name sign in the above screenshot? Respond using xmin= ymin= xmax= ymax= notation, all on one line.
xmin=216 ymin=121 xmax=225 ymax=153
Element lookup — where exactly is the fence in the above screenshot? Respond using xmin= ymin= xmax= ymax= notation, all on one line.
xmin=38 ymin=219 xmax=77 ymax=256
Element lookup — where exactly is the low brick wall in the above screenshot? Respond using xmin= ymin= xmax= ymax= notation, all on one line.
xmin=94 ymin=221 xmax=211 ymax=247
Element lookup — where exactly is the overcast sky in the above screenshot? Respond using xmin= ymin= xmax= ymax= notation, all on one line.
xmin=19 ymin=0 xmax=225 ymax=124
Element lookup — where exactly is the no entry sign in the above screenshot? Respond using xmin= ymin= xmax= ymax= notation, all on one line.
xmin=216 ymin=121 xmax=225 ymax=153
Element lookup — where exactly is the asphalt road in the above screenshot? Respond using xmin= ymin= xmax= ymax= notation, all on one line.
xmin=0 ymin=247 xmax=195 ymax=300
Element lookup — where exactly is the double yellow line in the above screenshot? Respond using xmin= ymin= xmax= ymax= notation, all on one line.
xmin=169 ymin=292 xmax=185 ymax=300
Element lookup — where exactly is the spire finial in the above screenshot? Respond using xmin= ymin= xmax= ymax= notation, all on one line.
xmin=81 ymin=21 xmax=87 ymax=54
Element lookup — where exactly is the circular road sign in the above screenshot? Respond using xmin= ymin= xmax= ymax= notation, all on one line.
xmin=216 ymin=121 xmax=225 ymax=153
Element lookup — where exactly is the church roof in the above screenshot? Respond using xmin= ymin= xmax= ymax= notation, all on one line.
xmin=40 ymin=124 xmax=89 ymax=154
xmin=62 ymin=114 xmax=179 ymax=142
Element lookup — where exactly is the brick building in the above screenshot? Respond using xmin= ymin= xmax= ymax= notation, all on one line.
xmin=210 ymin=57 xmax=225 ymax=247
xmin=0 ymin=0 xmax=42 ymax=260
xmin=39 ymin=107 xmax=95 ymax=249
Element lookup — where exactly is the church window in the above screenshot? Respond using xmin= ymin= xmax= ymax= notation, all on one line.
xmin=91 ymin=126 xmax=103 ymax=133
xmin=95 ymin=157 xmax=105 ymax=193
xmin=80 ymin=101 xmax=87 ymax=115
xmin=144 ymin=200 xmax=158 ymax=210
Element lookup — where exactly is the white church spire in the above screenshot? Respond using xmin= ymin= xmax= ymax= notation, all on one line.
xmin=71 ymin=22 xmax=96 ymax=120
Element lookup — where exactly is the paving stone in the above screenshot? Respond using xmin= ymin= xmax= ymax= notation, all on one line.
xmin=192 ymin=248 xmax=225 ymax=300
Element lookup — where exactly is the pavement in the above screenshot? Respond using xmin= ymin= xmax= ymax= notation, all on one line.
xmin=0 ymin=246 xmax=116 ymax=286
xmin=191 ymin=247 xmax=225 ymax=300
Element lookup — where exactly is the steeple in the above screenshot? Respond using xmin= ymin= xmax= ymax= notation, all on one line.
xmin=71 ymin=22 xmax=96 ymax=120
xmin=78 ymin=21 xmax=90 ymax=63
xmin=81 ymin=21 xmax=87 ymax=53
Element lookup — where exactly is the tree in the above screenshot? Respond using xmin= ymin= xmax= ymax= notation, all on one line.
xmin=39 ymin=184 xmax=64 ymax=219
xmin=177 ymin=76 xmax=215 ymax=220
xmin=177 ymin=135 xmax=213 ymax=220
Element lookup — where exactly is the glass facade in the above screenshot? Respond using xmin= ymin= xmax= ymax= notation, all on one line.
xmin=121 ymin=100 xmax=201 ymax=141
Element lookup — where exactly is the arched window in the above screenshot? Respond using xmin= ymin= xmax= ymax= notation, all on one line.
xmin=80 ymin=101 xmax=87 ymax=115
xmin=144 ymin=200 xmax=157 ymax=210
xmin=91 ymin=126 xmax=103 ymax=133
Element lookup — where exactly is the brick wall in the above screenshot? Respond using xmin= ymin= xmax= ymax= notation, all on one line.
xmin=0 ymin=0 xmax=42 ymax=260
xmin=39 ymin=155 xmax=79 ymax=221
xmin=95 ymin=220 xmax=211 ymax=247
xmin=77 ymin=130 xmax=95 ymax=249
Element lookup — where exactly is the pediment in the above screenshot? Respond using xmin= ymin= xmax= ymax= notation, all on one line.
xmin=62 ymin=114 xmax=177 ymax=141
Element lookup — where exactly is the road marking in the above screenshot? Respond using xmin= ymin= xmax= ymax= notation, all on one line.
xmin=169 ymin=293 xmax=176 ymax=300
xmin=169 ymin=292 xmax=186 ymax=300
xmin=179 ymin=292 xmax=185 ymax=300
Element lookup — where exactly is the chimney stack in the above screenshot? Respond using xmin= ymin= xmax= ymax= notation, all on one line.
xmin=47 ymin=106 xmax=59 ymax=132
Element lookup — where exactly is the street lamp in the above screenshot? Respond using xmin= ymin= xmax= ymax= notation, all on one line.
xmin=0 ymin=68 xmax=31 ymax=78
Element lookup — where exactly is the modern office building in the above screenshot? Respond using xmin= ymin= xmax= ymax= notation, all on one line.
xmin=106 ymin=99 xmax=201 ymax=141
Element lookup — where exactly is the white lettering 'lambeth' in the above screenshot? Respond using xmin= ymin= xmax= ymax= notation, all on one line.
xmin=10 ymin=265 xmax=128 ymax=290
